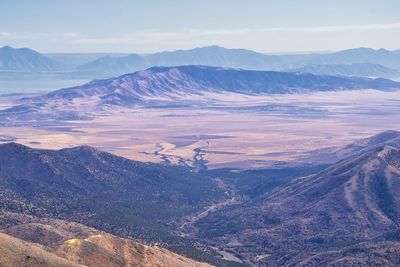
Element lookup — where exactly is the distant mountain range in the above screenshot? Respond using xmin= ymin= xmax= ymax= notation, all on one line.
xmin=1 ymin=45 xmax=400 ymax=79
xmin=194 ymin=131 xmax=400 ymax=265
xmin=0 ymin=65 xmax=397 ymax=124
xmin=77 ymin=46 xmax=400 ymax=75
xmin=0 ymin=64 xmax=397 ymax=130
xmin=76 ymin=46 xmax=280 ymax=75
xmin=288 ymin=63 xmax=400 ymax=78
xmin=283 ymin=47 xmax=400 ymax=69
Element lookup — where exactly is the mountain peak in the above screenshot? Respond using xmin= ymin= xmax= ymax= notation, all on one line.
xmin=60 ymin=145 xmax=100 ymax=155
xmin=0 ymin=45 xmax=35 ymax=53
xmin=196 ymin=45 xmax=225 ymax=50
xmin=1 ymin=45 xmax=13 ymax=50
xmin=351 ymin=47 xmax=377 ymax=52
xmin=0 ymin=45 xmax=59 ymax=71
xmin=0 ymin=142 xmax=31 ymax=151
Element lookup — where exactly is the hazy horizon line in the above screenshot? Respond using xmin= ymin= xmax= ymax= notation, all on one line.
xmin=1 ymin=44 xmax=399 ymax=56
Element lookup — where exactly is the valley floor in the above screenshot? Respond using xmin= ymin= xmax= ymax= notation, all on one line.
xmin=1 ymin=89 xmax=400 ymax=169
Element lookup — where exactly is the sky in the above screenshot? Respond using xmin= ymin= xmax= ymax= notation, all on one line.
xmin=0 ymin=0 xmax=399 ymax=53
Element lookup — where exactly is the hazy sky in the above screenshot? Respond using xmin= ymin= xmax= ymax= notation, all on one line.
xmin=1 ymin=0 xmax=399 ymax=53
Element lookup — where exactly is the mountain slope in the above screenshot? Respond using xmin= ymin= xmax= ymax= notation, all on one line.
xmin=288 ymin=63 xmax=400 ymax=78
xmin=195 ymin=145 xmax=400 ymax=265
xmin=0 ymin=143 xmax=227 ymax=263
xmin=300 ymin=130 xmax=400 ymax=164
xmin=55 ymin=233 xmax=212 ymax=267
xmin=25 ymin=65 xmax=400 ymax=107
xmin=333 ymin=130 xmax=400 ymax=161
xmin=290 ymin=241 xmax=400 ymax=267
xmin=3 ymin=65 xmax=398 ymax=123
xmin=0 ymin=232 xmax=79 ymax=267
xmin=0 ymin=212 xmax=212 ymax=266
xmin=0 ymin=224 xmax=213 ymax=267
xmin=0 ymin=143 xmax=223 ymax=237
xmin=0 ymin=210 xmax=102 ymax=247
xmin=0 ymin=46 xmax=59 ymax=71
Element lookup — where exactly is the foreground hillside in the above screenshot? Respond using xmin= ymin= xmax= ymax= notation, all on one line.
xmin=55 ymin=233 xmax=211 ymax=267
xmin=0 ymin=232 xmax=78 ymax=267
xmin=195 ymin=144 xmax=400 ymax=265
xmin=0 ymin=143 xmax=234 ymax=266
xmin=0 ymin=221 xmax=212 ymax=267
xmin=1 ymin=133 xmax=400 ymax=266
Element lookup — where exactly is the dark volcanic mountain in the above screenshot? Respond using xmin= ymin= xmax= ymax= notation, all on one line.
xmin=0 ymin=45 xmax=59 ymax=71
xmin=195 ymin=145 xmax=400 ymax=266
xmin=0 ymin=143 xmax=234 ymax=265
xmin=26 ymin=65 xmax=400 ymax=106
